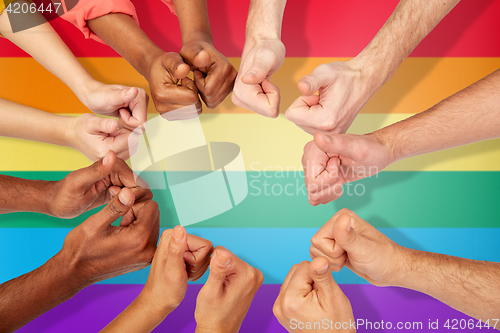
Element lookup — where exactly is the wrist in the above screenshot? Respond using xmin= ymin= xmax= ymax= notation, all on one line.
xmin=77 ymin=79 xmax=106 ymax=109
xmin=48 ymin=250 xmax=89 ymax=293
xmin=389 ymin=246 xmax=419 ymax=289
xmin=370 ymin=129 xmax=398 ymax=166
xmin=182 ymin=32 xmax=213 ymax=46
xmin=136 ymin=289 xmax=175 ymax=319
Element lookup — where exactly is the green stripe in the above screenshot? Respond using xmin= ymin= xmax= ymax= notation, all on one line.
xmin=0 ymin=171 xmax=498 ymax=228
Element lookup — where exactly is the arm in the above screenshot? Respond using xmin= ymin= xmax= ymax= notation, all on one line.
xmin=0 ymin=188 xmax=159 ymax=333
xmin=0 ymin=151 xmax=140 ymax=217
xmin=174 ymin=0 xmax=237 ymax=109
xmin=286 ymin=0 xmax=460 ymax=135
xmin=232 ymin=0 xmax=287 ymax=118
xmin=87 ymin=13 xmax=203 ymax=119
xmin=304 ymin=69 xmax=500 ymax=205
xmin=310 ymin=209 xmax=500 ymax=327
xmin=0 ymin=99 xmax=135 ymax=161
xmin=0 ymin=3 xmax=148 ymax=129
xmin=101 ymin=227 xmax=213 ymax=332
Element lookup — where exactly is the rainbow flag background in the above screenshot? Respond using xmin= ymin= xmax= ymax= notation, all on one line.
xmin=1 ymin=0 xmax=500 ymax=332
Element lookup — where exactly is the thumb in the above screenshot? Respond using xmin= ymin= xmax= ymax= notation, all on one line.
xmin=309 ymin=256 xmax=344 ymax=307
xmin=164 ymin=225 xmax=188 ymax=275
xmin=87 ymin=116 xmax=119 ymax=134
xmin=298 ymin=68 xmax=333 ymax=96
xmin=314 ymin=132 xmax=354 ymax=157
xmin=86 ymin=187 xmax=135 ymax=228
xmin=78 ymin=150 xmax=116 ymax=189
xmin=181 ymin=43 xmax=211 ymax=69
xmin=205 ymin=248 xmax=233 ymax=295
xmin=241 ymin=50 xmax=276 ymax=85
xmin=331 ymin=212 xmax=364 ymax=253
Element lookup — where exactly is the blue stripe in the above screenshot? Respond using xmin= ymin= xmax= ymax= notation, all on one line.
xmin=1 ymin=228 xmax=499 ymax=285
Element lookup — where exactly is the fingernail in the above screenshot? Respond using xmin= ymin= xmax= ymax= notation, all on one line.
xmin=173 ymin=225 xmax=185 ymax=241
xmin=321 ymin=133 xmax=331 ymax=142
xmin=244 ymin=71 xmax=257 ymax=78
xmin=126 ymin=87 xmax=135 ymax=95
xmin=102 ymin=152 xmax=111 ymax=166
xmin=300 ymin=79 xmax=313 ymax=92
xmin=347 ymin=217 xmax=353 ymax=232
xmin=316 ymin=263 xmax=329 ymax=275
xmin=118 ymin=190 xmax=132 ymax=205
xmin=215 ymin=252 xmax=232 ymax=267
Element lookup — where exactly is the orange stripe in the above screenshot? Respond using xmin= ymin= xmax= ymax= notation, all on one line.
xmin=1 ymin=57 xmax=499 ymax=114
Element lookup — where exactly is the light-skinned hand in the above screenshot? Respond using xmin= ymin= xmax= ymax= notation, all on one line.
xmin=273 ymin=257 xmax=355 ymax=333
xmin=139 ymin=226 xmax=213 ymax=316
xmin=310 ymin=209 xmax=406 ymax=287
xmin=302 ymin=131 xmax=393 ymax=205
xmin=180 ymin=41 xmax=237 ymax=110
xmin=48 ymin=150 xmax=150 ymax=219
xmin=286 ymin=60 xmax=377 ymax=135
xmin=232 ymin=38 xmax=285 ymax=118
xmin=195 ymin=246 xmax=263 ymax=333
xmin=68 ymin=114 xmax=138 ymax=161
xmin=82 ymin=82 xmax=149 ymax=130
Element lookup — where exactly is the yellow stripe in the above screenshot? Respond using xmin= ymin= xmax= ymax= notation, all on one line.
xmin=1 ymin=113 xmax=499 ymax=171
xmin=1 ymin=57 xmax=499 ymax=115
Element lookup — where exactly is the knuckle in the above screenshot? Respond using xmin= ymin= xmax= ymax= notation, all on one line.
xmin=107 ymin=201 xmax=125 ymax=216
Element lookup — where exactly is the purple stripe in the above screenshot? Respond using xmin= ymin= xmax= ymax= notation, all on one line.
xmin=18 ymin=284 xmax=480 ymax=333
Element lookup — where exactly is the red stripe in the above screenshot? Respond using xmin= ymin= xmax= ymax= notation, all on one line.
xmin=1 ymin=0 xmax=499 ymax=57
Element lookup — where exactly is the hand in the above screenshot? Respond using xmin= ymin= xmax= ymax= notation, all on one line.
xmin=180 ymin=41 xmax=237 ymax=109
xmin=302 ymin=132 xmax=393 ymax=205
xmin=139 ymin=226 xmax=213 ymax=315
xmin=145 ymin=51 xmax=203 ymax=121
xmin=273 ymin=257 xmax=355 ymax=333
xmin=48 ymin=150 xmax=148 ymax=219
xmin=82 ymin=81 xmax=149 ymax=130
xmin=60 ymin=187 xmax=159 ymax=284
xmin=232 ymin=38 xmax=285 ymax=118
xmin=195 ymin=246 xmax=263 ymax=333
xmin=286 ymin=59 xmax=378 ymax=135
xmin=68 ymin=114 xmax=139 ymax=161
xmin=310 ymin=209 xmax=406 ymax=287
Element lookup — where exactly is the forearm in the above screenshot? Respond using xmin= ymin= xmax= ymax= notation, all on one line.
xmin=0 ymin=2 xmax=99 ymax=104
xmin=375 ymin=69 xmax=500 ymax=164
xmin=245 ymin=0 xmax=286 ymax=40
xmin=87 ymin=14 xmax=163 ymax=77
xmin=353 ymin=0 xmax=460 ymax=87
xmin=172 ymin=0 xmax=212 ymax=44
xmin=0 ymin=251 xmax=86 ymax=332
xmin=0 ymin=174 xmax=55 ymax=215
xmin=0 ymin=98 xmax=74 ymax=147
xmin=101 ymin=293 xmax=170 ymax=333
xmin=396 ymin=248 xmax=500 ymax=324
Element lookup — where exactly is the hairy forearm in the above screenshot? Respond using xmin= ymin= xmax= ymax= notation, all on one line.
xmin=87 ymin=14 xmax=163 ymax=77
xmin=0 ymin=252 xmax=85 ymax=332
xmin=355 ymin=0 xmax=460 ymax=86
xmin=0 ymin=98 xmax=73 ymax=147
xmin=173 ymin=0 xmax=212 ymax=44
xmin=0 ymin=174 xmax=56 ymax=215
xmin=396 ymin=248 xmax=500 ymax=325
xmin=0 ymin=2 xmax=98 ymax=103
xmin=246 ymin=0 xmax=286 ymax=40
xmin=376 ymin=69 xmax=500 ymax=163
xmin=101 ymin=293 xmax=170 ymax=333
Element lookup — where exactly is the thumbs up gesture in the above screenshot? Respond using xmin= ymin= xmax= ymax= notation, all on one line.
xmin=195 ymin=246 xmax=263 ymax=333
xmin=310 ymin=209 xmax=405 ymax=287
xmin=273 ymin=257 xmax=355 ymax=333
